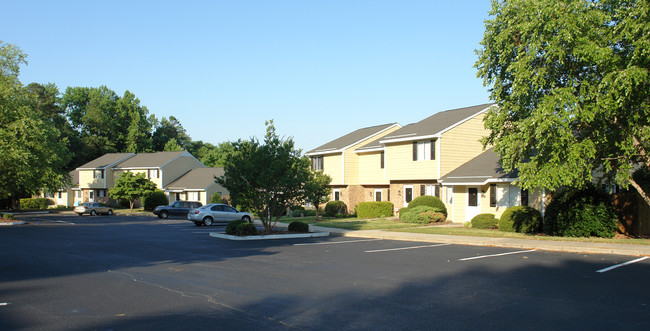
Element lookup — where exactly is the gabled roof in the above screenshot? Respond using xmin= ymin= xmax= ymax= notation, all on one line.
xmin=165 ymin=167 xmax=225 ymax=190
xmin=306 ymin=123 xmax=400 ymax=156
xmin=379 ymin=103 xmax=495 ymax=144
xmin=115 ymin=151 xmax=197 ymax=169
xmin=77 ymin=153 xmax=135 ymax=170
xmin=439 ymin=148 xmax=517 ymax=185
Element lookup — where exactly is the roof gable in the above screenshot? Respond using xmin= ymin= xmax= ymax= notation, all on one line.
xmin=114 ymin=151 xmax=192 ymax=169
xmin=439 ymin=148 xmax=517 ymax=185
xmin=77 ymin=153 xmax=135 ymax=169
xmin=165 ymin=167 xmax=225 ymax=190
xmin=307 ymin=123 xmax=400 ymax=156
xmin=380 ymin=103 xmax=495 ymax=144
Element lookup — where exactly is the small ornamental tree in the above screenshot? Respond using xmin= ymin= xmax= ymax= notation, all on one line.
xmin=303 ymin=170 xmax=332 ymax=219
xmin=109 ymin=172 xmax=158 ymax=212
xmin=216 ymin=120 xmax=311 ymax=232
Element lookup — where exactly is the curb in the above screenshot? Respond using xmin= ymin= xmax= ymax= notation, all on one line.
xmin=0 ymin=221 xmax=26 ymax=226
xmin=210 ymin=231 xmax=330 ymax=240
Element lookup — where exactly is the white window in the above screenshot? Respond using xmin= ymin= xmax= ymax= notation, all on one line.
xmin=413 ymin=140 xmax=435 ymax=161
xmin=311 ymin=156 xmax=323 ymax=171
xmin=187 ymin=191 xmax=200 ymax=201
xmin=93 ymin=170 xmax=104 ymax=179
xmin=98 ymin=190 xmax=105 ymax=198
xmin=374 ymin=189 xmax=382 ymax=202
xmin=497 ymin=184 xmax=521 ymax=207
xmin=148 ymin=169 xmax=159 ymax=179
xmin=333 ymin=189 xmax=341 ymax=201
xmin=76 ymin=190 xmax=82 ymax=198
xmin=445 ymin=187 xmax=453 ymax=204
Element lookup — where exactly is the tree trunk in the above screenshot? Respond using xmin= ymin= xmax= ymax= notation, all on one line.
xmin=629 ymin=177 xmax=650 ymax=207
xmin=129 ymin=200 xmax=134 ymax=213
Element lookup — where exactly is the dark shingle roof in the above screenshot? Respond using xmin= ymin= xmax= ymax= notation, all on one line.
xmin=77 ymin=153 xmax=135 ymax=169
xmin=307 ymin=123 xmax=400 ymax=155
xmin=165 ymin=167 xmax=225 ymax=190
xmin=380 ymin=103 xmax=495 ymax=143
xmin=115 ymin=151 xmax=191 ymax=168
xmin=440 ymin=148 xmax=517 ymax=185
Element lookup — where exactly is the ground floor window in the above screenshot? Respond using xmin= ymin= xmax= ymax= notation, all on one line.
xmin=333 ymin=189 xmax=341 ymax=201
xmin=187 ymin=191 xmax=200 ymax=201
xmin=445 ymin=187 xmax=453 ymax=204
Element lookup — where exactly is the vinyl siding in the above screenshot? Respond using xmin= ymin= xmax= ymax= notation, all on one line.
xmin=78 ymin=170 xmax=104 ymax=189
xmin=322 ymin=153 xmax=343 ymax=185
xmin=439 ymin=114 xmax=490 ymax=177
xmin=385 ymin=142 xmax=438 ymax=180
xmin=161 ymin=156 xmax=204 ymax=188
xmin=358 ymin=152 xmax=387 ymax=184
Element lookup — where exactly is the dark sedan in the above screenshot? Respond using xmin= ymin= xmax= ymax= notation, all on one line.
xmin=153 ymin=201 xmax=202 ymax=219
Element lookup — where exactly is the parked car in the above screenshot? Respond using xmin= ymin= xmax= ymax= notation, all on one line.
xmin=74 ymin=202 xmax=113 ymax=216
xmin=187 ymin=203 xmax=253 ymax=226
xmin=153 ymin=201 xmax=203 ymax=219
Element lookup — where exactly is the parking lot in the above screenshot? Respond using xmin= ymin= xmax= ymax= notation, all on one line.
xmin=1 ymin=214 xmax=649 ymax=330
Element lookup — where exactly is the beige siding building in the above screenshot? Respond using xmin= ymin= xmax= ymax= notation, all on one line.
xmin=164 ymin=167 xmax=229 ymax=205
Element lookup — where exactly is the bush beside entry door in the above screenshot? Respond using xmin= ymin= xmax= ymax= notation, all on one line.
xmin=404 ymin=185 xmax=413 ymax=207
xmin=466 ymin=187 xmax=481 ymax=221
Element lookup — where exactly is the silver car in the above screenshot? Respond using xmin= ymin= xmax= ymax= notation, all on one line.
xmin=187 ymin=203 xmax=253 ymax=226
xmin=74 ymin=202 xmax=113 ymax=216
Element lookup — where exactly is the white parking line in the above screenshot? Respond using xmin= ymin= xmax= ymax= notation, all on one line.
xmin=596 ymin=256 xmax=649 ymax=273
xmin=459 ymin=249 xmax=536 ymax=261
xmin=365 ymin=243 xmax=451 ymax=253
xmin=294 ymin=239 xmax=383 ymax=246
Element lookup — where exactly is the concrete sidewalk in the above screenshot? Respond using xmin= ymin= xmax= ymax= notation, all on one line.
xmin=305 ymin=224 xmax=650 ymax=257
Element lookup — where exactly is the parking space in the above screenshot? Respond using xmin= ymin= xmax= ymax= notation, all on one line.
xmin=3 ymin=214 xmax=649 ymax=330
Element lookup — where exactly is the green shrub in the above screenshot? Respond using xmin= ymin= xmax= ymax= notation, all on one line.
xmin=2 ymin=213 xmax=15 ymax=219
xmin=142 ymin=190 xmax=169 ymax=211
xmin=357 ymin=201 xmax=394 ymax=219
xmin=499 ymin=206 xmax=543 ymax=233
xmin=325 ymin=201 xmax=347 ymax=217
xmin=236 ymin=222 xmax=258 ymax=235
xmin=406 ymin=196 xmax=447 ymax=217
xmin=20 ymin=198 xmax=52 ymax=210
xmin=291 ymin=209 xmax=317 ymax=217
xmin=226 ymin=219 xmax=248 ymax=235
xmin=288 ymin=221 xmax=310 ymax=233
xmin=210 ymin=193 xmax=224 ymax=204
xmin=544 ymin=185 xmax=618 ymax=238
xmin=471 ymin=213 xmax=499 ymax=229
xmin=400 ymin=205 xmax=446 ymax=224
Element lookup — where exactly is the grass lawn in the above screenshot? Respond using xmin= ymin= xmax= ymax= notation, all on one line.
xmin=278 ymin=216 xmax=424 ymax=230
xmin=392 ymin=227 xmax=650 ymax=245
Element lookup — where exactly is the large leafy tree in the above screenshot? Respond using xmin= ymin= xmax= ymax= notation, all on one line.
xmin=108 ymin=172 xmax=157 ymax=212
xmin=152 ymin=116 xmax=191 ymax=151
xmin=476 ymin=0 xmax=650 ymax=204
xmin=216 ymin=120 xmax=311 ymax=232
xmin=0 ymin=42 xmax=70 ymax=208
xmin=303 ymin=170 xmax=332 ymax=219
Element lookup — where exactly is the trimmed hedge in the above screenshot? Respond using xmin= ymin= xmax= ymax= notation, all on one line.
xmin=226 ymin=219 xmax=258 ymax=235
xmin=325 ymin=201 xmax=347 ymax=217
xmin=357 ymin=201 xmax=394 ymax=219
xmin=544 ymin=186 xmax=618 ymax=238
xmin=20 ymin=198 xmax=52 ymax=210
xmin=142 ymin=190 xmax=168 ymax=211
xmin=400 ymin=205 xmax=446 ymax=224
xmin=471 ymin=213 xmax=499 ymax=229
xmin=226 ymin=219 xmax=248 ymax=235
xmin=499 ymin=206 xmax=543 ymax=233
xmin=288 ymin=221 xmax=310 ymax=233
xmin=405 ymin=196 xmax=447 ymax=217
xmin=210 ymin=192 xmax=224 ymax=204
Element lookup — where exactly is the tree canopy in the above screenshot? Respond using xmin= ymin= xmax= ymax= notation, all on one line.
xmin=216 ymin=121 xmax=311 ymax=231
xmin=108 ymin=172 xmax=158 ymax=212
xmin=475 ymin=0 xmax=650 ymax=204
xmin=303 ymin=170 xmax=332 ymax=218
xmin=0 ymin=42 xmax=70 ymax=208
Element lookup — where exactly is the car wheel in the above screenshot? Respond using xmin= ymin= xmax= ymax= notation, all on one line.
xmin=107 ymin=209 xmax=113 ymax=216
xmin=194 ymin=221 xmax=203 ymax=227
xmin=90 ymin=210 xmax=96 ymax=216
xmin=242 ymin=215 xmax=252 ymax=223
xmin=160 ymin=211 xmax=169 ymax=219
xmin=203 ymin=216 xmax=213 ymax=226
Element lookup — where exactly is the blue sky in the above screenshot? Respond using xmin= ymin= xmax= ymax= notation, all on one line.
xmin=3 ymin=0 xmax=493 ymax=152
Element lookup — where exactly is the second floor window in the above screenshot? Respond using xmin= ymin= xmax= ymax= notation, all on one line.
xmin=93 ymin=170 xmax=104 ymax=179
xmin=148 ymin=169 xmax=159 ymax=179
xmin=311 ymin=156 xmax=323 ymax=171
xmin=413 ymin=140 xmax=435 ymax=161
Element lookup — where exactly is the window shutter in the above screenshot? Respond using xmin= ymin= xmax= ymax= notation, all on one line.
xmin=380 ymin=152 xmax=384 ymax=169
xmin=430 ymin=140 xmax=436 ymax=160
xmin=420 ymin=185 xmax=425 ymax=196
xmin=490 ymin=184 xmax=496 ymax=207
xmin=413 ymin=142 xmax=417 ymax=161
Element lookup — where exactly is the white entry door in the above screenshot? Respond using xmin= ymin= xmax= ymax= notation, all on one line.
xmin=465 ymin=187 xmax=481 ymax=221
